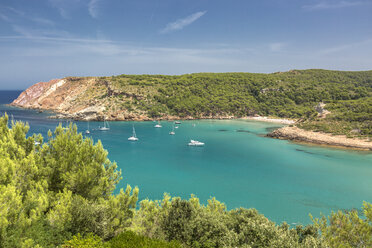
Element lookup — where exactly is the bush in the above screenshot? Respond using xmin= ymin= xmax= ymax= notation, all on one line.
xmin=62 ymin=233 xmax=107 ymax=248
xmin=109 ymin=231 xmax=182 ymax=248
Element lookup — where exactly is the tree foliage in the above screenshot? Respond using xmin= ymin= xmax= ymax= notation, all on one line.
xmin=108 ymin=70 xmax=372 ymax=136
xmin=0 ymin=115 xmax=370 ymax=247
xmin=0 ymin=115 xmax=138 ymax=247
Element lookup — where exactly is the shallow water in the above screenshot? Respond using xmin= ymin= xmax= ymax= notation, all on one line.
xmin=1 ymin=91 xmax=372 ymax=225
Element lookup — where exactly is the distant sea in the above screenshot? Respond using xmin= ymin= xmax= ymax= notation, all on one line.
xmin=1 ymin=90 xmax=372 ymax=225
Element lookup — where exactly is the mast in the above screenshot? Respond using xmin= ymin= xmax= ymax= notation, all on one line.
xmin=132 ymin=125 xmax=136 ymax=138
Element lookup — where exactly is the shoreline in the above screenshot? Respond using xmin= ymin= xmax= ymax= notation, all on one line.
xmin=267 ymin=126 xmax=372 ymax=151
xmin=9 ymin=104 xmax=371 ymax=151
xmin=241 ymin=116 xmax=296 ymax=125
xmin=8 ymin=104 xmax=297 ymax=124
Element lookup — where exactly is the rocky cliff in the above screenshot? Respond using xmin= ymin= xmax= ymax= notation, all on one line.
xmin=11 ymin=77 xmax=152 ymax=121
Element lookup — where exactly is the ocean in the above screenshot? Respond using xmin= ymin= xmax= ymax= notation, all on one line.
xmin=1 ymin=90 xmax=372 ymax=225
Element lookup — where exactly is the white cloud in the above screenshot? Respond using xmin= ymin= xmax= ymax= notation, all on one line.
xmin=11 ymin=25 xmax=70 ymax=39
xmin=269 ymin=43 xmax=286 ymax=52
xmin=160 ymin=11 xmax=206 ymax=34
xmin=30 ymin=17 xmax=55 ymax=26
xmin=0 ymin=13 xmax=11 ymax=22
xmin=317 ymin=38 xmax=372 ymax=55
xmin=88 ymin=0 xmax=100 ymax=18
xmin=5 ymin=6 xmax=24 ymax=16
xmin=1 ymin=34 xmax=371 ymax=90
xmin=48 ymin=0 xmax=81 ymax=19
xmin=303 ymin=1 xmax=366 ymax=10
xmin=0 ymin=6 xmax=54 ymax=26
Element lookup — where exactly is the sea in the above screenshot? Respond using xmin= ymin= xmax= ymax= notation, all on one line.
xmin=1 ymin=90 xmax=372 ymax=225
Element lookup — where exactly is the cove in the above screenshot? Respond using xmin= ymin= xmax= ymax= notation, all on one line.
xmin=2 ymin=99 xmax=372 ymax=225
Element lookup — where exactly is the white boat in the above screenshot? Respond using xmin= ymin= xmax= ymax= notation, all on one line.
xmin=188 ymin=139 xmax=205 ymax=146
xmin=175 ymin=126 xmax=179 ymax=129
xmin=154 ymin=120 xmax=162 ymax=128
xmin=99 ymin=119 xmax=110 ymax=131
xmin=169 ymin=125 xmax=175 ymax=135
xmin=175 ymin=121 xmax=181 ymax=124
xmin=128 ymin=125 xmax=139 ymax=141
xmin=85 ymin=121 xmax=90 ymax=134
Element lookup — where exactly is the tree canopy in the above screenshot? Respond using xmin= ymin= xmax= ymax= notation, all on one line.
xmin=0 ymin=115 xmax=371 ymax=247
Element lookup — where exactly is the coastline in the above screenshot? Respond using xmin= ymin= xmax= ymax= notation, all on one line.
xmin=241 ymin=116 xmax=296 ymax=125
xmin=267 ymin=126 xmax=372 ymax=151
xmin=8 ymin=104 xmax=372 ymax=151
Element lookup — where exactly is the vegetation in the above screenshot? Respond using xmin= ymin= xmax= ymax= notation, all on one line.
xmin=299 ymin=97 xmax=372 ymax=137
xmin=0 ymin=115 xmax=371 ymax=247
xmin=102 ymin=69 xmax=372 ymax=137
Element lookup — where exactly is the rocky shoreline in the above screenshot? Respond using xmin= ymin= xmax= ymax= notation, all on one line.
xmin=47 ymin=111 xmax=238 ymax=122
xmin=10 ymin=77 xmax=371 ymax=151
xmin=12 ymin=104 xmax=372 ymax=151
xmin=267 ymin=126 xmax=372 ymax=151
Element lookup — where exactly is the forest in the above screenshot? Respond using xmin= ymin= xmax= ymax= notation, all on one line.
xmin=106 ymin=69 xmax=372 ymax=137
xmin=0 ymin=115 xmax=371 ymax=248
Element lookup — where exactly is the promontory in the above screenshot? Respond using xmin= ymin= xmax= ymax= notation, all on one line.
xmin=11 ymin=69 xmax=372 ymax=149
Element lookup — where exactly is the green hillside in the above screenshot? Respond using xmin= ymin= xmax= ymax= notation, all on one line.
xmin=102 ymin=69 xmax=372 ymax=137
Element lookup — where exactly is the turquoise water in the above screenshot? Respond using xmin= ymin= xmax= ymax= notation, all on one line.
xmin=1 ymin=93 xmax=372 ymax=225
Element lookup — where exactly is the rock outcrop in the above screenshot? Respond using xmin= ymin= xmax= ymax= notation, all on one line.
xmin=315 ymin=102 xmax=330 ymax=118
xmin=11 ymin=77 xmax=142 ymax=121
xmin=268 ymin=126 xmax=372 ymax=150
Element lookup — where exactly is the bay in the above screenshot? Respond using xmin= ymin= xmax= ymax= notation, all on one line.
xmin=1 ymin=90 xmax=371 ymax=225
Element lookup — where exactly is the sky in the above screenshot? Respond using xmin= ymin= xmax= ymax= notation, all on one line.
xmin=0 ymin=0 xmax=371 ymax=89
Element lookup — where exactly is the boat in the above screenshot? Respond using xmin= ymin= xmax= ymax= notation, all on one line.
xmin=188 ymin=139 xmax=205 ymax=146
xmin=85 ymin=121 xmax=90 ymax=134
xmin=99 ymin=119 xmax=110 ymax=131
xmin=175 ymin=121 xmax=181 ymax=124
xmin=169 ymin=125 xmax=175 ymax=135
xmin=175 ymin=126 xmax=179 ymax=129
xmin=128 ymin=125 xmax=139 ymax=141
xmin=154 ymin=120 xmax=162 ymax=128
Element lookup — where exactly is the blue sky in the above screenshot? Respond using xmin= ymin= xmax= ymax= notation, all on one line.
xmin=0 ymin=0 xmax=371 ymax=89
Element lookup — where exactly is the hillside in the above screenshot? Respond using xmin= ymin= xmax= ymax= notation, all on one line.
xmin=11 ymin=69 xmax=372 ymax=137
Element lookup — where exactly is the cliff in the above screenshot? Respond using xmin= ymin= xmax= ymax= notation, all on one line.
xmin=11 ymin=77 xmax=152 ymax=121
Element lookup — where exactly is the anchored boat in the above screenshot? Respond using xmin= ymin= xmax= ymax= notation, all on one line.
xmin=128 ymin=125 xmax=139 ymax=141
xmin=188 ymin=140 xmax=205 ymax=146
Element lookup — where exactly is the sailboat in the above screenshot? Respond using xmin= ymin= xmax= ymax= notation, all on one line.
xmin=154 ymin=120 xmax=162 ymax=128
xmin=85 ymin=121 xmax=90 ymax=134
xmin=128 ymin=125 xmax=139 ymax=141
xmin=99 ymin=119 xmax=110 ymax=131
xmin=169 ymin=125 xmax=175 ymax=135
xmin=188 ymin=140 xmax=205 ymax=146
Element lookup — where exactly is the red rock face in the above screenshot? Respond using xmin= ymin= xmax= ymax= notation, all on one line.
xmin=10 ymin=77 xmax=104 ymax=118
xmin=12 ymin=79 xmax=60 ymax=108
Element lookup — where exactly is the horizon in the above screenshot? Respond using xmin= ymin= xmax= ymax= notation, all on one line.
xmin=1 ymin=0 xmax=372 ymax=89
xmin=2 ymin=68 xmax=372 ymax=91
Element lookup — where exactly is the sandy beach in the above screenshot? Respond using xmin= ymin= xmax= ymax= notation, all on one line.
xmin=242 ymin=116 xmax=296 ymax=125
